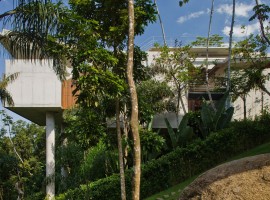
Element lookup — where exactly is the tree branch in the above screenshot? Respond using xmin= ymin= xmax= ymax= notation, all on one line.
xmin=0 ymin=9 xmax=17 ymax=19
xmin=254 ymin=0 xmax=270 ymax=45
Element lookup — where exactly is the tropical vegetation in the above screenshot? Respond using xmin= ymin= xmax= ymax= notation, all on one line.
xmin=0 ymin=0 xmax=269 ymax=200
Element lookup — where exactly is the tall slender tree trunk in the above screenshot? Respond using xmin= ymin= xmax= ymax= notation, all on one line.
xmin=127 ymin=0 xmax=141 ymax=199
xmin=122 ymin=103 xmax=129 ymax=167
xmin=179 ymin=93 xmax=187 ymax=115
xmin=227 ymin=0 xmax=236 ymax=107
xmin=116 ymin=99 xmax=126 ymax=200
xmin=243 ymin=96 xmax=247 ymax=120
xmin=205 ymin=0 xmax=216 ymax=111
xmin=153 ymin=0 xmax=167 ymax=46
xmin=261 ymin=91 xmax=264 ymax=113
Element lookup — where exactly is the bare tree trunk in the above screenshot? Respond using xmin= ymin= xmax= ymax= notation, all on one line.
xmin=205 ymin=0 xmax=216 ymax=111
xmin=116 ymin=99 xmax=126 ymax=200
xmin=122 ymin=103 xmax=129 ymax=167
xmin=179 ymin=90 xmax=187 ymax=114
xmin=153 ymin=0 xmax=167 ymax=46
xmin=255 ymin=0 xmax=270 ymax=45
xmin=259 ymin=84 xmax=270 ymax=97
xmin=261 ymin=91 xmax=264 ymax=113
xmin=243 ymin=96 xmax=247 ymax=120
xmin=227 ymin=0 xmax=236 ymax=107
xmin=127 ymin=0 xmax=141 ymax=200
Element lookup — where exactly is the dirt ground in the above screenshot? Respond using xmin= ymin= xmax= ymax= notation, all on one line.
xmin=179 ymin=153 xmax=270 ymax=200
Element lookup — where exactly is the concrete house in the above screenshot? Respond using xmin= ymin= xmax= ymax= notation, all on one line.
xmin=4 ymin=59 xmax=75 ymax=199
xmin=145 ymin=46 xmax=270 ymax=121
xmin=2 ymin=34 xmax=270 ymax=198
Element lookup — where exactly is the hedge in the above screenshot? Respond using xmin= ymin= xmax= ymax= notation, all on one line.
xmin=56 ymin=116 xmax=270 ymax=200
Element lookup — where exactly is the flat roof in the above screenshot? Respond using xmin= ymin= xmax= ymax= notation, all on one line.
xmin=6 ymin=107 xmax=63 ymax=126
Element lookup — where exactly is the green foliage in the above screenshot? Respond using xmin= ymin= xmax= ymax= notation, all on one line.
xmin=179 ymin=0 xmax=190 ymax=7
xmin=0 ymin=73 xmax=19 ymax=106
xmin=198 ymin=91 xmax=234 ymax=137
xmin=151 ymin=43 xmax=200 ymax=115
xmin=56 ymin=114 xmax=270 ymax=200
xmin=80 ymin=141 xmax=118 ymax=182
xmin=73 ymin=65 xmax=125 ymax=107
xmin=140 ymin=129 xmax=166 ymax=163
xmin=69 ymin=0 xmax=156 ymax=48
xmin=249 ymin=4 xmax=270 ymax=22
xmin=137 ymin=80 xmax=174 ymax=125
xmin=63 ymin=107 xmax=106 ymax=150
xmin=0 ymin=111 xmax=46 ymax=200
xmin=191 ymin=34 xmax=224 ymax=47
xmin=164 ymin=114 xmax=193 ymax=149
xmin=56 ymin=142 xmax=84 ymax=192
xmin=231 ymin=34 xmax=270 ymax=97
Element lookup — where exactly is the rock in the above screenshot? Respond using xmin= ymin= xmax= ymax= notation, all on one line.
xmin=262 ymin=171 xmax=270 ymax=182
xmin=178 ymin=153 xmax=270 ymax=200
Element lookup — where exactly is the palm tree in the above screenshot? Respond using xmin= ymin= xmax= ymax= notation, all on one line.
xmin=0 ymin=1 xmax=68 ymax=80
xmin=0 ymin=73 xmax=19 ymax=106
xmin=153 ymin=0 xmax=167 ymax=46
xmin=205 ymin=0 xmax=216 ymax=111
xmin=227 ymin=0 xmax=236 ymax=107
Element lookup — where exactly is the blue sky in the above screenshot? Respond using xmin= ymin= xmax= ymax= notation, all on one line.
xmin=0 ymin=0 xmax=267 ymax=121
xmin=136 ymin=0 xmax=266 ymax=48
xmin=0 ymin=0 xmax=265 ymax=47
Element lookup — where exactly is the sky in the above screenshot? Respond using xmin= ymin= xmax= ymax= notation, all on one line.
xmin=136 ymin=0 xmax=267 ymax=49
xmin=0 ymin=0 xmax=267 ymax=122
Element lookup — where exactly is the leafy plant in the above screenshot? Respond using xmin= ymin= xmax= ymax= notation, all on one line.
xmin=80 ymin=141 xmax=118 ymax=182
xmin=198 ymin=91 xmax=234 ymax=137
xmin=164 ymin=114 xmax=193 ymax=149
xmin=140 ymin=129 xmax=166 ymax=163
xmin=56 ymin=113 xmax=270 ymax=200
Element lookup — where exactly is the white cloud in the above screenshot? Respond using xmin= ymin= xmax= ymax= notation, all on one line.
xmin=177 ymin=10 xmax=205 ymax=24
xmin=217 ymin=3 xmax=254 ymax=18
xmin=222 ymin=22 xmax=259 ymax=37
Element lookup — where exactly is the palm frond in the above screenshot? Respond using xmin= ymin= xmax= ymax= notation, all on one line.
xmin=0 ymin=72 xmax=19 ymax=89
xmin=0 ymin=88 xmax=14 ymax=106
xmin=0 ymin=1 xmax=69 ymax=80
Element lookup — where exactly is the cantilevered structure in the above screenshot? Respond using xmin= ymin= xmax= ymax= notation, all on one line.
xmin=4 ymin=59 xmax=75 ymax=199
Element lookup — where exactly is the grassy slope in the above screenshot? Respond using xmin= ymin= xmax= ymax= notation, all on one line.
xmin=144 ymin=141 xmax=270 ymax=200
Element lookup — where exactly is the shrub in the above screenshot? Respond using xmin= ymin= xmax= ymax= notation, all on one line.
xmin=56 ymin=117 xmax=270 ymax=200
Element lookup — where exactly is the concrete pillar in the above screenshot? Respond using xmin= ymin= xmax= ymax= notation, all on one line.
xmin=46 ymin=112 xmax=55 ymax=199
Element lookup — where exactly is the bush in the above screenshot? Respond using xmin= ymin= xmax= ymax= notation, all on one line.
xmin=56 ymin=116 xmax=270 ymax=200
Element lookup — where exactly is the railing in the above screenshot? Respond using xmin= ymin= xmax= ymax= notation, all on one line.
xmin=189 ymin=77 xmax=227 ymax=93
xmin=137 ymin=35 xmax=244 ymax=51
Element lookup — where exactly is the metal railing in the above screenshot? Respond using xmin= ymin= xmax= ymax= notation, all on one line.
xmin=137 ymin=35 xmax=241 ymax=51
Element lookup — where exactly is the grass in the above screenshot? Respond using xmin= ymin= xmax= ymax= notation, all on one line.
xmin=144 ymin=141 xmax=270 ymax=200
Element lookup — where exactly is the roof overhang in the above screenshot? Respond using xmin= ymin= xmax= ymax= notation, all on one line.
xmin=5 ymin=107 xmax=63 ymax=126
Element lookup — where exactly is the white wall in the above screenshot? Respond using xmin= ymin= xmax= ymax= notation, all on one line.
xmin=145 ymin=48 xmax=229 ymax=125
xmin=232 ymin=68 xmax=270 ymax=120
xmin=5 ymin=59 xmax=62 ymax=108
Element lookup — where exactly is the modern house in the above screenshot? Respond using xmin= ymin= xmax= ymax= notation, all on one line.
xmin=146 ymin=46 xmax=270 ymax=121
xmin=146 ymin=46 xmax=228 ymax=127
xmin=2 ymin=36 xmax=270 ymax=198
xmin=4 ymin=59 xmax=75 ymax=199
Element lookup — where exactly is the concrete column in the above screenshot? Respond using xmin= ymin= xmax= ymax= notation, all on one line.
xmin=46 ymin=112 xmax=55 ymax=199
